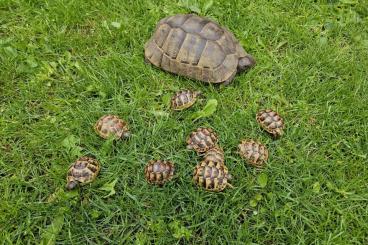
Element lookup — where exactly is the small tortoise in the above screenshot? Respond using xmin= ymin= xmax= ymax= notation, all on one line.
xmin=187 ymin=127 xmax=218 ymax=153
xmin=94 ymin=115 xmax=131 ymax=139
xmin=256 ymin=109 xmax=284 ymax=137
xmin=238 ymin=140 xmax=269 ymax=168
xmin=203 ymin=146 xmax=224 ymax=165
xmin=145 ymin=14 xmax=255 ymax=85
xmin=144 ymin=160 xmax=175 ymax=185
xmin=193 ymin=159 xmax=232 ymax=192
xmin=171 ymin=90 xmax=201 ymax=110
xmin=66 ymin=156 xmax=100 ymax=190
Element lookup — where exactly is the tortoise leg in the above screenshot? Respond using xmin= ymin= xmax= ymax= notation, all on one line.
xmin=222 ymin=72 xmax=236 ymax=86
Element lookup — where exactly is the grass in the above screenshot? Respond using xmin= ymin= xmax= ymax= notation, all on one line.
xmin=1 ymin=0 xmax=368 ymax=244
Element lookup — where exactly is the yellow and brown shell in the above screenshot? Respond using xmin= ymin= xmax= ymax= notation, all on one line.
xmin=66 ymin=156 xmax=100 ymax=190
xmin=144 ymin=160 xmax=175 ymax=185
xmin=193 ymin=159 xmax=232 ymax=192
xmin=94 ymin=115 xmax=130 ymax=139
xmin=187 ymin=127 xmax=218 ymax=153
xmin=171 ymin=90 xmax=201 ymax=110
xmin=203 ymin=146 xmax=224 ymax=165
xmin=256 ymin=109 xmax=284 ymax=137
xmin=238 ymin=140 xmax=269 ymax=168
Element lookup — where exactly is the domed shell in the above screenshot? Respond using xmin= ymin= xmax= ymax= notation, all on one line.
xmin=238 ymin=140 xmax=269 ymax=168
xmin=144 ymin=160 xmax=175 ymax=185
xmin=144 ymin=14 xmax=255 ymax=85
xmin=203 ymin=146 xmax=224 ymax=165
xmin=193 ymin=159 xmax=232 ymax=192
xmin=66 ymin=156 xmax=100 ymax=190
xmin=171 ymin=90 xmax=201 ymax=110
xmin=256 ymin=109 xmax=284 ymax=137
xmin=94 ymin=115 xmax=130 ymax=139
xmin=187 ymin=127 xmax=218 ymax=153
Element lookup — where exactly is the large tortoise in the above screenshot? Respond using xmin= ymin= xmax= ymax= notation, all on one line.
xmin=145 ymin=14 xmax=255 ymax=85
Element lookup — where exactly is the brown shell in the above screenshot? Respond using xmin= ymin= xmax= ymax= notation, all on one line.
xmin=193 ymin=159 xmax=231 ymax=192
xmin=256 ymin=109 xmax=284 ymax=137
xmin=238 ymin=140 xmax=269 ymax=168
xmin=171 ymin=90 xmax=201 ymax=110
xmin=66 ymin=156 xmax=100 ymax=190
xmin=144 ymin=160 xmax=175 ymax=185
xmin=94 ymin=115 xmax=130 ymax=139
xmin=203 ymin=146 xmax=224 ymax=165
xmin=186 ymin=127 xmax=218 ymax=153
xmin=144 ymin=14 xmax=255 ymax=84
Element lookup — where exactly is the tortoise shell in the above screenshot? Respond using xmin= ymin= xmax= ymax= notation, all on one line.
xmin=171 ymin=90 xmax=201 ymax=110
xmin=238 ymin=140 xmax=269 ymax=168
xmin=256 ymin=109 xmax=284 ymax=137
xmin=187 ymin=127 xmax=218 ymax=153
xmin=144 ymin=160 xmax=175 ymax=185
xmin=203 ymin=146 xmax=224 ymax=165
xmin=193 ymin=159 xmax=232 ymax=192
xmin=145 ymin=14 xmax=255 ymax=85
xmin=66 ymin=156 xmax=100 ymax=190
xmin=94 ymin=115 xmax=130 ymax=139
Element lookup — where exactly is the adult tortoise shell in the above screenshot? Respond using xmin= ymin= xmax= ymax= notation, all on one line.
xmin=145 ymin=14 xmax=255 ymax=85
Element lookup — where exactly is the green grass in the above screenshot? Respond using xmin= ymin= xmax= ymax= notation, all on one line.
xmin=1 ymin=0 xmax=368 ymax=244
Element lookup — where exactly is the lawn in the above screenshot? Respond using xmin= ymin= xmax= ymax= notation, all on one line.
xmin=1 ymin=0 xmax=368 ymax=244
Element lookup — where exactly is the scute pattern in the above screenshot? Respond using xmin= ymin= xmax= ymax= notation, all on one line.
xmin=256 ymin=109 xmax=284 ymax=137
xmin=177 ymin=34 xmax=207 ymax=65
xmin=203 ymin=146 xmax=224 ymax=165
xmin=145 ymin=160 xmax=175 ymax=185
xmin=238 ymin=140 xmax=269 ymax=167
xmin=171 ymin=90 xmax=200 ymax=110
xmin=145 ymin=14 xmax=254 ymax=84
xmin=94 ymin=115 xmax=130 ymax=139
xmin=66 ymin=156 xmax=100 ymax=190
xmin=187 ymin=127 xmax=218 ymax=153
xmin=193 ymin=159 xmax=231 ymax=192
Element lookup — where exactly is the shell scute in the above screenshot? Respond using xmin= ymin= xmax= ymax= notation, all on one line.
xmin=256 ymin=109 xmax=284 ymax=137
xmin=187 ymin=127 xmax=218 ymax=153
xmin=94 ymin=115 xmax=130 ymax=140
xmin=193 ymin=159 xmax=231 ymax=192
xmin=171 ymin=90 xmax=201 ymax=110
xmin=66 ymin=156 xmax=100 ymax=190
xmin=145 ymin=14 xmax=255 ymax=84
xmin=238 ymin=140 xmax=269 ymax=168
xmin=144 ymin=160 xmax=175 ymax=185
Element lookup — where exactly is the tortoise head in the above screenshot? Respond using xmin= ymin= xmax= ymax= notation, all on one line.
xmin=66 ymin=181 xmax=78 ymax=190
xmin=237 ymin=54 xmax=256 ymax=72
xmin=194 ymin=91 xmax=202 ymax=97
xmin=121 ymin=131 xmax=131 ymax=139
xmin=272 ymin=128 xmax=284 ymax=138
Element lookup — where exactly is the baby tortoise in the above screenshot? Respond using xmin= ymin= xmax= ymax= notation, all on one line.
xmin=145 ymin=14 xmax=255 ymax=85
xmin=66 ymin=156 xmax=100 ymax=190
xmin=144 ymin=160 xmax=175 ymax=185
xmin=171 ymin=90 xmax=201 ymax=110
xmin=256 ymin=109 xmax=284 ymax=137
xmin=187 ymin=127 xmax=218 ymax=153
xmin=238 ymin=140 xmax=269 ymax=168
xmin=193 ymin=159 xmax=232 ymax=192
xmin=94 ymin=115 xmax=131 ymax=139
xmin=203 ymin=146 xmax=225 ymax=165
